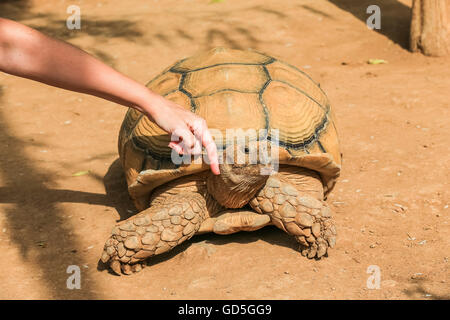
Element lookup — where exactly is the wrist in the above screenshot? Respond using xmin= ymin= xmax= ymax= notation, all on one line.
xmin=133 ymin=88 xmax=161 ymax=119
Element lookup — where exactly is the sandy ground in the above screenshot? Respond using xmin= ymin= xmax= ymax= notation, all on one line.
xmin=0 ymin=0 xmax=448 ymax=299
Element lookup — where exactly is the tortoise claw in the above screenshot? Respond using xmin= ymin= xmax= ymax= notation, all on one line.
xmin=110 ymin=260 xmax=122 ymax=276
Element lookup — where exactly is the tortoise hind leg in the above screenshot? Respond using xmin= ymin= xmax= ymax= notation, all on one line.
xmin=249 ymin=173 xmax=337 ymax=259
xmin=101 ymin=192 xmax=206 ymax=275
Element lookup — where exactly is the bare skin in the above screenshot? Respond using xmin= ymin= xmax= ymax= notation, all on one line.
xmin=101 ymin=147 xmax=337 ymax=275
xmin=0 ymin=18 xmax=219 ymax=174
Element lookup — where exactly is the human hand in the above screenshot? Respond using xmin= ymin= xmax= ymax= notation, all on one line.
xmin=141 ymin=93 xmax=220 ymax=175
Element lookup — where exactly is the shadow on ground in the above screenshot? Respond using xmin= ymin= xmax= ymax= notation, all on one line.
xmin=0 ymin=87 xmax=99 ymax=298
xmin=403 ymin=280 xmax=450 ymax=300
xmin=327 ymin=0 xmax=411 ymax=49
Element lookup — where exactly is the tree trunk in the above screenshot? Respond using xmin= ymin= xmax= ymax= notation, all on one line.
xmin=410 ymin=0 xmax=450 ymax=56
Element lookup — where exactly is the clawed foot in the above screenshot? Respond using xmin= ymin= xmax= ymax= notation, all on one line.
xmin=294 ymin=206 xmax=337 ymax=259
xmin=251 ymin=176 xmax=337 ymax=259
xmin=100 ymin=193 xmax=205 ymax=275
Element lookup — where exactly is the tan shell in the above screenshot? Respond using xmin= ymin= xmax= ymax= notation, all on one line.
xmin=119 ymin=48 xmax=341 ymax=210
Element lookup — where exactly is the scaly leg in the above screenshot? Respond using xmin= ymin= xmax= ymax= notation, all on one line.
xmin=249 ymin=174 xmax=337 ymax=259
xmin=101 ymin=192 xmax=207 ymax=275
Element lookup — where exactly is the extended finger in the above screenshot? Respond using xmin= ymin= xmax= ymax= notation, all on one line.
xmin=199 ymin=123 xmax=220 ymax=175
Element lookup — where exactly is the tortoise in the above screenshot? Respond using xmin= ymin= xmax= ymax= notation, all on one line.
xmin=101 ymin=47 xmax=341 ymax=275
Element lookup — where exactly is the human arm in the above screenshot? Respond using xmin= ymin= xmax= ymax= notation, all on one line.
xmin=0 ymin=18 xmax=219 ymax=174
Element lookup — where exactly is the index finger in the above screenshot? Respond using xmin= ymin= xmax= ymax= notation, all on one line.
xmin=197 ymin=123 xmax=220 ymax=175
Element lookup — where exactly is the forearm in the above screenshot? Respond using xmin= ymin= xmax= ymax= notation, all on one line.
xmin=0 ymin=18 xmax=157 ymax=116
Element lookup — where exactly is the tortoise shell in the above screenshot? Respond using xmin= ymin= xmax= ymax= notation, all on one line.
xmin=119 ymin=48 xmax=341 ymax=210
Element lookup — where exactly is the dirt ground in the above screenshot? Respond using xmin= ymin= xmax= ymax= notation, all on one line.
xmin=0 ymin=0 xmax=448 ymax=300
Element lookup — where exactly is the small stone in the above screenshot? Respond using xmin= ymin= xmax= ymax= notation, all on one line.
xmin=312 ymin=223 xmax=321 ymax=237
xmin=152 ymin=210 xmax=169 ymax=221
xmin=183 ymin=223 xmax=195 ymax=236
xmin=161 ymin=229 xmax=182 ymax=242
xmin=169 ymin=206 xmax=182 ymax=216
xmin=281 ymin=184 xmax=299 ymax=196
xmin=124 ymin=236 xmax=139 ymax=249
xmin=259 ymin=199 xmax=274 ymax=212
xmin=296 ymin=213 xmax=313 ymax=227
xmin=411 ymin=273 xmax=426 ymax=280
xmin=279 ymin=203 xmax=296 ymax=218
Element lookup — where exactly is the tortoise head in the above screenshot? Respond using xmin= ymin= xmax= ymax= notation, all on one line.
xmin=206 ymin=143 xmax=273 ymax=208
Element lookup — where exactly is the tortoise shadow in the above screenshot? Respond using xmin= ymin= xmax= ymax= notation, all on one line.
xmin=103 ymin=158 xmax=137 ymax=222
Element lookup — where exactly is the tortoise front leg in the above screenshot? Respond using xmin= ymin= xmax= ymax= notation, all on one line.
xmin=101 ymin=192 xmax=206 ymax=275
xmin=249 ymin=174 xmax=337 ymax=259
